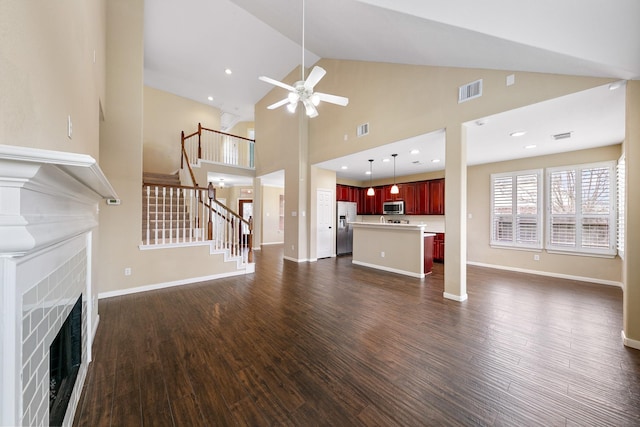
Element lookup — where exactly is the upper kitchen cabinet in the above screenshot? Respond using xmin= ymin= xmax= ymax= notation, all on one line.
xmin=336 ymin=184 xmax=349 ymax=201
xmin=403 ymin=183 xmax=417 ymax=214
xmin=428 ymin=179 xmax=445 ymax=215
xmin=416 ymin=182 xmax=429 ymax=214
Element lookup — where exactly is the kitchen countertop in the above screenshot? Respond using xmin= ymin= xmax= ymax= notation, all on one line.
xmin=350 ymin=221 xmax=443 ymax=234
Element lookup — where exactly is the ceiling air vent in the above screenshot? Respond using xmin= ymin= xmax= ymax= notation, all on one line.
xmin=458 ymin=79 xmax=483 ymax=103
xmin=357 ymin=123 xmax=369 ymax=137
xmin=553 ymin=131 xmax=572 ymax=140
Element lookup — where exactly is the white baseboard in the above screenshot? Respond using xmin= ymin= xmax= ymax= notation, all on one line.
xmin=261 ymin=241 xmax=284 ymax=246
xmin=443 ymin=292 xmax=468 ymax=302
xmin=351 ymin=260 xmax=424 ymax=279
xmin=467 ymin=261 xmax=623 ymax=288
xmin=622 ymin=330 xmax=640 ymax=350
xmin=92 ymin=315 xmax=100 ymax=340
xmin=98 ymin=269 xmax=250 ymax=299
xmin=283 ymin=255 xmax=309 ymax=263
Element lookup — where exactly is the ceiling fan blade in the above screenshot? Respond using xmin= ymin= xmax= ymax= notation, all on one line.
xmin=259 ymin=75 xmax=295 ymax=92
xmin=267 ymin=98 xmax=290 ymax=110
xmin=303 ymin=66 xmax=326 ymax=91
xmin=315 ymin=92 xmax=349 ymax=106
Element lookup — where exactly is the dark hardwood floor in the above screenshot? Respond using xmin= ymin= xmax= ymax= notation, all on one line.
xmin=74 ymin=245 xmax=640 ymax=426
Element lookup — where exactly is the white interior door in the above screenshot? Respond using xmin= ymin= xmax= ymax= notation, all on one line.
xmin=317 ymin=189 xmax=333 ymax=259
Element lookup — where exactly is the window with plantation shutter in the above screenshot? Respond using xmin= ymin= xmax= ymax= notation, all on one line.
xmin=617 ymin=155 xmax=625 ymax=259
xmin=491 ymin=170 xmax=542 ymax=249
xmin=546 ymin=161 xmax=616 ymax=256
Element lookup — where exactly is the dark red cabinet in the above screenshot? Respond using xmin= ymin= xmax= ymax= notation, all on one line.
xmin=338 ymin=178 xmax=443 ymax=216
xmin=403 ymin=183 xmax=416 ymax=214
xmin=433 ymin=233 xmax=445 ymax=262
xmin=428 ymin=179 xmax=445 ymax=215
xmin=424 ymin=234 xmax=434 ymax=274
xmin=416 ymin=182 xmax=429 ymax=214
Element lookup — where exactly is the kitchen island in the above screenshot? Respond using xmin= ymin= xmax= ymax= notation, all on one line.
xmin=351 ymin=222 xmax=435 ymax=278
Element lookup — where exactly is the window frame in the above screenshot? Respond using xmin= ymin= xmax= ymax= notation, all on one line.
xmin=545 ymin=161 xmax=617 ymax=257
xmin=490 ymin=169 xmax=543 ymax=250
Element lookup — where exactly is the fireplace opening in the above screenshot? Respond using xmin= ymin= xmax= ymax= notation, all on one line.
xmin=49 ymin=295 xmax=82 ymax=426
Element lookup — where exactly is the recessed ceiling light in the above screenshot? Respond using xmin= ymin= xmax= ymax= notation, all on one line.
xmin=341 ymin=165 xmax=348 ymax=170
xmin=431 ymin=159 xmax=441 ymax=163
xmin=382 ymin=158 xmax=390 ymax=162
xmin=410 ymin=149 xmax=420 ymax=155
xmin=510 ymin=131 xmax=527 ymax=137
xmin=365 ymin=171 xmax=371 ymax=175
xmin=207 ymin=96 xmax=214 ymax=101
xmin=225 ymin=68 xmax=232 ymax=75
xmin=524 ymin=144 xmax=536 ymax=149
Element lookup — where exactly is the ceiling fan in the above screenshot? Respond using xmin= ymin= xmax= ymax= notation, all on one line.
xmin=258 ymin=0 xmax=349 ymax=118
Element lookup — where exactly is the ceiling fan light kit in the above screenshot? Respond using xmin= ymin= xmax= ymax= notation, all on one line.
xmin=258 ymin=0 xmax=348 ymax=118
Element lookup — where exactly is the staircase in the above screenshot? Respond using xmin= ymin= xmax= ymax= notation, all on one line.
xmin=141 ymin=171 xmax=254 ymax=267
xmin=142 ymin=172 xmax=192 ymax=244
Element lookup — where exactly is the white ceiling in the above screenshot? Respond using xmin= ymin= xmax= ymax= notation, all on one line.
xmin=144 ymin=0 xmax=638 ymax=184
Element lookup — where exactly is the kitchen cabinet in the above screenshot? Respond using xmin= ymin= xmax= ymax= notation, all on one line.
xmin=363 ymin=186 xmax=381 ymax=215
xmin=433 ymin=233 xmax=445 ymax=262
xmin=336 ymin=184 xmax=349 ymax=201
xmin=403 ymin=183 xmax=416 ymax=214
xmin=416 ymin=182 xmax=429 ymax=215
xmin=424 ymin=234 xmax=434 ymax=274
xmin=339 ymin=178 xmax=444 ymax=216
xmin=428 ymin=179 xmax=445 ymax=215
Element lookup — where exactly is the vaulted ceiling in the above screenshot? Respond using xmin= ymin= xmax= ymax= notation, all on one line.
xmin=144 ymin=0 xmax=639 ymax=183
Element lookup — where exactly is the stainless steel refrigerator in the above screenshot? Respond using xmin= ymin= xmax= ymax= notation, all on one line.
xmin=337 ymin=201 xmax=357 ymax=255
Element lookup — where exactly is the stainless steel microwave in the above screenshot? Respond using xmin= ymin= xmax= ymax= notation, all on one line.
xmin=383 ymin=200 xmax=404 ymax=215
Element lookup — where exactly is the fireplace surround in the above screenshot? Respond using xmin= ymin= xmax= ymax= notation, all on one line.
xmin=0 ymin=145 xmax=117 ymax=427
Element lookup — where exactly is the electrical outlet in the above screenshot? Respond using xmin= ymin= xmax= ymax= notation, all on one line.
xmin=534 ymin=254 xmax=540 ymax=261
xmin=124 ymin=267 xmax=132 ymax=276
xmin=381 ymin=251 xmax=385 ymax=258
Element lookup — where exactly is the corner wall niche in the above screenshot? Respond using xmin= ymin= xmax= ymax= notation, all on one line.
xmin=0 ymin=145 xmax=117 ymax=427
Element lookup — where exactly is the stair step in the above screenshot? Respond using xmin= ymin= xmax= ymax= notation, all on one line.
xmin=143 ymin=172 xmax=181 ymax=186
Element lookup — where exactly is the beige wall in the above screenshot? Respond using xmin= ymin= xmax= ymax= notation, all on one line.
xmin=307 ymin=60 xmax=615 ymax=165
xmin=256 ymin=60 xmax=616 ymax=263
xmin=261 ymin=185 xmax=285 ymax=244
xmin=0 ymin=1 xmax=106 ymax=158
xmin=227 ymin=121 xmax=255 ymax=139
xmin=623 ymin=81 xmax=640 ymax=345
xmin=468 ymin=145 xmax=623 ymax=284
xmin=0 ymin=0 xmax=107 ymax=346
xmin=143 ymin=86 xmax=221 ymax=173
xmin=97 ymin=0 xmax=245 ymax=296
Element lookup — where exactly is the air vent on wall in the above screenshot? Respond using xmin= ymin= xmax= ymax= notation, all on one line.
xmin=553 ymin=131 xmax=572 ymax=140
xmin=458 ymin=79 xmax=483 ymax=103
xmin=357 ymin=123 xmax=369 ymax=137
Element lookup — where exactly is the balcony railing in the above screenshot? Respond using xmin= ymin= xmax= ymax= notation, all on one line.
xmin=182 ymin=123 xmax=255 ymax=172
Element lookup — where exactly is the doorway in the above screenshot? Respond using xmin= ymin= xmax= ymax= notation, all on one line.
xmin=317 ymin=189 xmax=333 ymax=259
xmin=239 ymin=199 xmax=253 ymax=236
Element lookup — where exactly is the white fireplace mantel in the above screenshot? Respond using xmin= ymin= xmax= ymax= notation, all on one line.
xmin=0 ymin=144 xmax=118 ymax=256
xmin=0 ymin=144 xmax=117 ymax=427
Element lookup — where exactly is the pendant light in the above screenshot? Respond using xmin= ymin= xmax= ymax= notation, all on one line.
xmin=367 ymin=159 xmax=375 ymax=196
xmin=390 ymin=154 xmax=399 ymax=194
